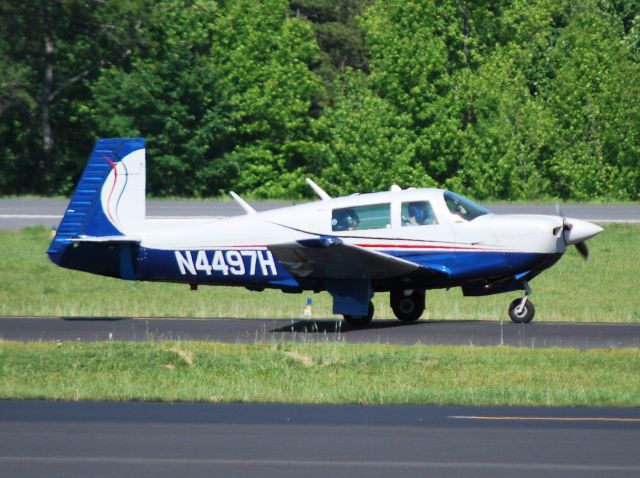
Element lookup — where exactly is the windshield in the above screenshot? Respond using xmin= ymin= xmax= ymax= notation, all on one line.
xmin=444 ymin=191 xmax=491 ymax=221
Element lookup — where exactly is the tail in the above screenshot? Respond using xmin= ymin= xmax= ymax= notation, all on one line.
xmin=47 ymin=138 xmax=146 ymax=278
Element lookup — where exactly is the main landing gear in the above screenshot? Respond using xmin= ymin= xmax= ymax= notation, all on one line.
xmin=390 ymin=290 xmax=425 ymax=322
xmin=508 ymin=282 xmax=536 ymax=323
xmin=342 ymin=289 xmax=426 ymax=327
xmin=343 ymin=301 xmax=375 ymax=327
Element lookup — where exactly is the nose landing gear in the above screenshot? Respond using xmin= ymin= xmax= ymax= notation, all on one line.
xmin=508 ymin=282 xmax=535 ymax=323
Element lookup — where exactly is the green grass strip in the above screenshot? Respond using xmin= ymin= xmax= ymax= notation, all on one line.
xmin=1 ymin=224 xmax=639 ymax=322
xmin=1 ymin=341 xmax=638 ymax=407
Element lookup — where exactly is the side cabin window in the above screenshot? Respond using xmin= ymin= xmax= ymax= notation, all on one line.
xmin=401 ymin=201 xmax=438 ymax=226
xmin=331 ymin=203 xmax=391 ymax=231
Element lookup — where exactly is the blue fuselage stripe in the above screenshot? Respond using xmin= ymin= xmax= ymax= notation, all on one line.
xmin=136 ymin=247 xmax=558 ymax=289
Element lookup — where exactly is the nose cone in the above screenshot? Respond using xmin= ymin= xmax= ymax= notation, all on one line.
xmin=563 ymin=218 xmax=603 ymax=245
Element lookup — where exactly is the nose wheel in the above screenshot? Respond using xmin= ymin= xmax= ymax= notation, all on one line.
xmin=508 ymin=297 xmax=535 ymax=323
xmin=508 ymin=281 xmax=535 ymax=323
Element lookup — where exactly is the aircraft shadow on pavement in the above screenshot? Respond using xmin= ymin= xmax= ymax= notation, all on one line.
xmin=61 ymin=316 xmax=131 ymax=322
xmin=270 ymin=318 xmax=493 ymax=335
xmin=270 ymin=319 xmax=423 ymax=334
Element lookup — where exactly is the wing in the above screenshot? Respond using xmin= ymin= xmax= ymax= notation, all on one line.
xmin=268 ymin=236 xmax=421 ymax=280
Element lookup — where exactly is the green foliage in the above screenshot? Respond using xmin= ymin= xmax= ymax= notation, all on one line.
xmin=316 ymin=71 xmax=432 ymax=194
xmin=289 ymin=0 xmax=372 ymax=109
xmin=0 ymin=0 xmax=152 ymax=194
xmin=0 ymin=0 xmax=639 ymax=199
xmin=209 ymin=0 xmax=324 ymax=197
xmin=92 ymin=0 xmax=224 ymax=196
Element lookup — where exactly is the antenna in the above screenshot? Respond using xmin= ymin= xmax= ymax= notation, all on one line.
xmin=229 ymin=191 xmax=257 ymax=215
xmin=305 ymin=178 xmax=331 ymax=201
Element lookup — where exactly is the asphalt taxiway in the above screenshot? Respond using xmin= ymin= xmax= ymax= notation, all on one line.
xmin=1 ymin=401 xmax=639 ymax=478
xmin=2 ymin=316 xmax=639 ymax=348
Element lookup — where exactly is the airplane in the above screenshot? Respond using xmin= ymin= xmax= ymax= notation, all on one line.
xmin=47 ymin=138 xmax=603 ymax=327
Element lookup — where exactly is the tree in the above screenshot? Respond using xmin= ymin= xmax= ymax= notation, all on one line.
xmin=538 ymin=1 xmax=640 ymax=199
xmin=210 ymin=0 xmax=324 ymax=197
xmin=0 ymin=0 xmax=148 ymax=194
xmin=92 ymin=0 xmax=223 ymax=196
xmin=359 ymin=1 xmax=509 ymax=190
xmin=316 ymin=72 xmax=431 ymax=195
xmin=289 ymin=0 xmax=372 ymax=111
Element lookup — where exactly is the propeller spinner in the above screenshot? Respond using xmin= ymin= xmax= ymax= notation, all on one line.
xmin=556 ymin=205 xmax=603 ymax=260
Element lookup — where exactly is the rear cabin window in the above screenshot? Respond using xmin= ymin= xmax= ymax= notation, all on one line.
xmin=401 ymin=201 xmax=438 ymax=226
xmin=331 ymin=203 xmax=391 ymax=231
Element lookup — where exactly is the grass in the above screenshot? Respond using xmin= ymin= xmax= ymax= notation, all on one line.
xmin=0 ymin=225 xmax=637 ymax=321
xmin=1 ymin=341 xmax=638 ymax=406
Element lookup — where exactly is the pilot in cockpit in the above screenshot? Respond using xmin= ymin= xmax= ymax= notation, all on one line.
xmin=407 ymin=201 xmax=435 ymax=226
xmin=332 ymin=208 xmax=360 ymax=231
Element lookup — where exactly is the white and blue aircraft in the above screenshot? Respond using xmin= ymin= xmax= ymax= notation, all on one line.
xmin=48 ymin=138 xmax=603 ymax=326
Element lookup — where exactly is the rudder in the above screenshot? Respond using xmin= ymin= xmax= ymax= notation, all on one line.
xmin=48 ymin=138 xmax=146 ymax=264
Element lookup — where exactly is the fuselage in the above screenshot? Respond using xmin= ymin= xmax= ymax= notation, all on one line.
xmin=106 ymin=188 xmax=582 ymax=295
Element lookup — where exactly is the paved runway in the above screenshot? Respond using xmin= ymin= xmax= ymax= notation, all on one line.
xmin=1 ymin=401 xmax=638 ymax=478
xmin=1 ymin=198 xmax=638 ymax=230
xmin=2 ymin=316 xmax=639 ymax=348
xmin=0 ymin=199 xmax=294 ymax=230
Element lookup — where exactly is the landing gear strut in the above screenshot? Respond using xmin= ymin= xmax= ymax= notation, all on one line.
xmin=343 ymin=301 xmax=375 ymax=327
xmin=391 ymin=290 xmax=425 ymax=322
xmin=508 ymin=282 xmax=535 ymax=323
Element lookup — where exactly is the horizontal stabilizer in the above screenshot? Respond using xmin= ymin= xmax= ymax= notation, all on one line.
xmin=71 ymin=235 xmax=142 ymax=243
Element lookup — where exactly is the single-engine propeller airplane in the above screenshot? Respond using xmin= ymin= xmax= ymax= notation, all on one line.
xmin=48 ymin=138 xmax=603 ymax=326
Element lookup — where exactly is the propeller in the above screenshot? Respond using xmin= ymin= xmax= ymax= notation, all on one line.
xmin=574 ymin=241 xmax=589 ymax=260
xmin=556 ymin=203 xmax=591 ymax=261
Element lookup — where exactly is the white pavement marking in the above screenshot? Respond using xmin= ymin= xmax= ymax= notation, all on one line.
xmin=590 ymin=219 xmax=640 ymax=224
xmin=0 ymin=456 xmax=638 ymax=472
xmin=0 ymin=215 xmax=224 ymax=220
xmin=0 ymin=214 xmax=61 ymax=219
xmin=449 ymin=415 xmax=640 ymax=423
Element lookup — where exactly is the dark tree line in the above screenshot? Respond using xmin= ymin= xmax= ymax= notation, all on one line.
xmin=1 ymin=0 xmax=639 ymax=200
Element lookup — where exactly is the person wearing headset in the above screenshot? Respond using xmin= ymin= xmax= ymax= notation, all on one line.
xmin=407 ymin=201 xmax=435 ymax=226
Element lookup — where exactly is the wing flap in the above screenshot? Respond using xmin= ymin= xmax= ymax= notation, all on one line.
xmin=268 ymin=238 xmax=419 ymax=280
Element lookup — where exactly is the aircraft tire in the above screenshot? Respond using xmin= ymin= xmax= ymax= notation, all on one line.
xmin=343 ymin=301 xmax=374 ymax=327
xmin=391 ymin=290 xmax=425 ymax=322
xmin=508 ymin=298 xmax=535 ymax=323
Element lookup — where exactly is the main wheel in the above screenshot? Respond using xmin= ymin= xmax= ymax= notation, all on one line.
xmin=391 ymin=290 xmax=425 ymax=322
xmin=508 ymin=298 xmax=535 ymax=323
xmin=343 ymin=301 xmax=374 ymax=327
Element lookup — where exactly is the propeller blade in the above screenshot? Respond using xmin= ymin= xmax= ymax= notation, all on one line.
xmin=575 ymin=241 xmax=589 ymax=261
xmin=556 ymin=203 xmax=573 ymax=245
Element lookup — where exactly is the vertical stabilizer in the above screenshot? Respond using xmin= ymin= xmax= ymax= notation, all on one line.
xmin=48 ymin=138 xmax=146 ymax=263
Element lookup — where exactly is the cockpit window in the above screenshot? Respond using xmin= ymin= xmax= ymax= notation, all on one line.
xmin=332 ymin=203 xmax=390 ymax=231
xmin=401 ymin=201 xmax=438 ymax=226
xmin=444 ymin=191 xmax=490 ymax=221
